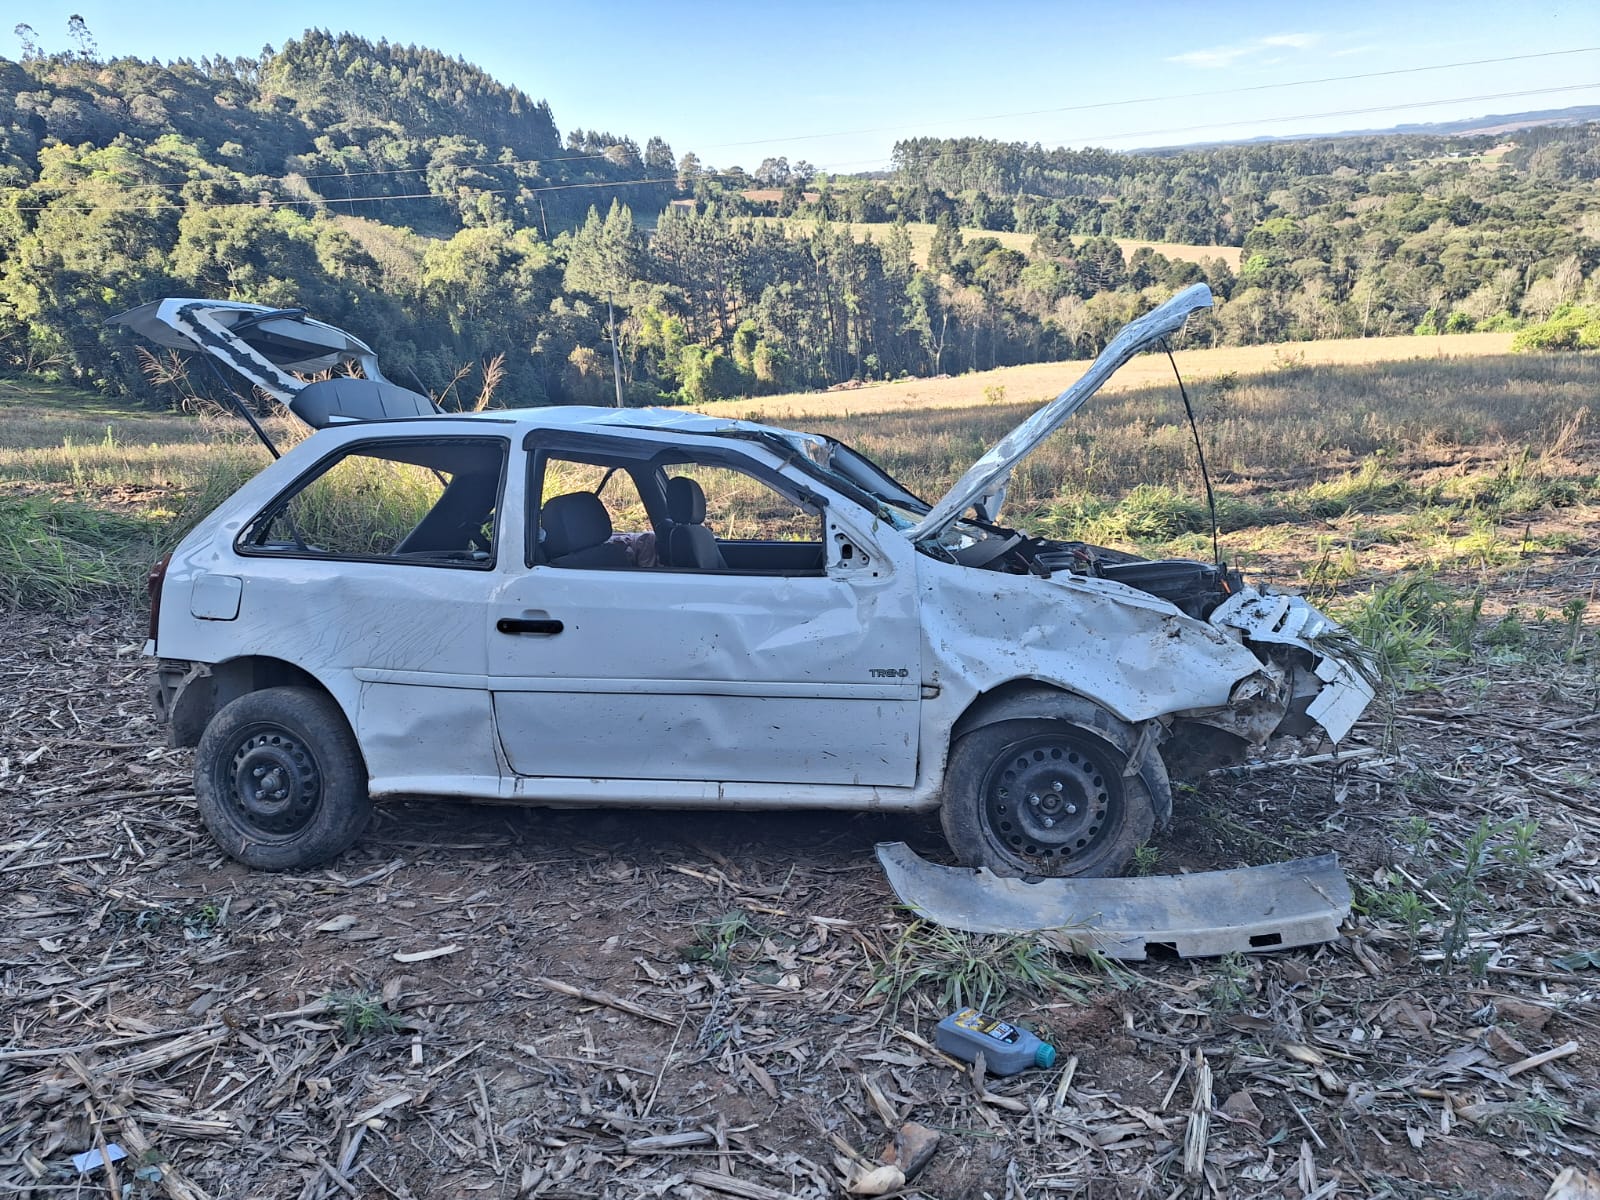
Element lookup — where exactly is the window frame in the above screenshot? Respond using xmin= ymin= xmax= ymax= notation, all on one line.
xmin=523 ymin=431 xmax=829 ymax=577
xmin=235 ymin=434 xmax=511 ymax=571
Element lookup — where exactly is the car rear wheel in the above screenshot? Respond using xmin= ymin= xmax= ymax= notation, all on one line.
xmin=940 ymin=718 xmax=1155 ymax=878
xmin=194 ymin=686 xmax=370 ymax=870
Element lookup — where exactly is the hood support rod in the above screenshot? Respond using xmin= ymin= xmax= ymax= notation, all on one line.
xmin=1163 ymin=340 xmax=1218 ymax=566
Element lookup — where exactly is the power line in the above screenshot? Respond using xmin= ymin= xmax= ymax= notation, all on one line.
xmin=0 ymin=148 xmax=654 ymax=199
xmin=4 ymin=44 xmax=1591 ymax=201
xmin=294 ymin=149 xmax=648 ymax=183
xmin=821 ymin=82 xmax=1600 ymax=172
xmin=1091 ymin=84 xmax=1600 ymax=147
xmin=701 ymin=46 xmax=1600 ymax=152
xmin=5 ymin=75 xmax=1597 ymax=213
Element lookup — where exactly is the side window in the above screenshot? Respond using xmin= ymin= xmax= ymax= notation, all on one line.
xmin=668 ymin=463 xmax=822 ymax=543
xmin=535 ymin=454 xmax=654 ymax=568
xmin=540 ymin=458 xmax=650 ymax=531
xmin=659 ymin=461 xmax=825 ymax=575
xmin=240 ymin=437 xmax=505 ymax=567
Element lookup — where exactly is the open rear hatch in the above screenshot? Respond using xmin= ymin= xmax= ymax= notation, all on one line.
xmin=109 ymin=298 xmax=439 ymax=428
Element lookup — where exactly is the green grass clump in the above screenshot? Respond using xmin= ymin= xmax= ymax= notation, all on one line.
xmin=0 ymin=495 xmax=161 ymax=610
xmin=682 ymin=911 xmax=761 ymax=977
xmin=325 ymin=990 xmax=402 ymax=1042
xmin=1334 ymin=571 xmax=1475 ymax=689
xmin=866 ymin=920 xmax=1095 ymax=1015
xmin=1112 ymin=484 xmax=1212 ymax=541
xmin=1301 ymin=460 xmax=1417 ymax=517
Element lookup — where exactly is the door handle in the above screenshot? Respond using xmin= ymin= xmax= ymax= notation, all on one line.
xmin=497 ymin=617 xmax=564 ymax=636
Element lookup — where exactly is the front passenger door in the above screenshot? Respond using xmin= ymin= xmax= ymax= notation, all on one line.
xmin=488 ymin=441 xmax=921 ymax=787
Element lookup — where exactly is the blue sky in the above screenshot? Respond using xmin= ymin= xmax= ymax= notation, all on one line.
xmin=11 ymin=1 xmax=1600 ymax=169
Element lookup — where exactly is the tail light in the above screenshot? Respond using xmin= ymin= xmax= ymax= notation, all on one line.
xmin=147 ymin=552 xmax=172 ymax=642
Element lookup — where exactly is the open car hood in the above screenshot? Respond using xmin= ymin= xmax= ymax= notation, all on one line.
xmin=910 ymin=283 xmax=1213 ymax=544
xmin=109 ymin=298 xmax=438 ymax=428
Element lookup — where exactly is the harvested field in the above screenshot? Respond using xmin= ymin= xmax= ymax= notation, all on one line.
xmin=698 ymin=333 xmax=1518 ymax=423
xmin=4 ymin=553 xmax=1600 ymax=1197
xmin=4 ymin=359 xmax=1600 ymax=1198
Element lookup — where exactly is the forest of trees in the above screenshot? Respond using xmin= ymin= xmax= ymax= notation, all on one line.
xmin=2 ymin=24 xmax=1598 ymax=408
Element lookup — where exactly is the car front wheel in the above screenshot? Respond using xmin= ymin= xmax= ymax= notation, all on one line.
xmin=194 ymin=686 xmax=371 ymax=870
xmin=940 ymin=718 xmax=1157 ymax=879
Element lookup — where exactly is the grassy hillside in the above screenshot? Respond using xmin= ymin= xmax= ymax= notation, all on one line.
xmin=5 ymin=342 xmax=1595 ymax=614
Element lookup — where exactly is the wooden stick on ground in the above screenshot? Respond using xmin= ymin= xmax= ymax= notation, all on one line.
xmin=63 ymin=1054 xmax=211 ymax=1200
xmin=1504 ymin=1040 xmax=1580 ymax=1077
xmin=1183 ymin=1049 xmax=1213 ymax=1179
xmin=521 ymin=976 xmax=677 ymax=1026
xmin=685 ymin=1168 xmax=796 ymax=1200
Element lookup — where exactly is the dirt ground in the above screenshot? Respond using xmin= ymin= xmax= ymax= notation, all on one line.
xmin=4 ymin=550 xmax=1600 ymax=1198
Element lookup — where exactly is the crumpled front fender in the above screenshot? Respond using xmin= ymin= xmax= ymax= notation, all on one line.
xmin=920 ymin=562 xmax=1268 ymax=726
xmin=1208 ymin=589 xmax=1375 ymax=743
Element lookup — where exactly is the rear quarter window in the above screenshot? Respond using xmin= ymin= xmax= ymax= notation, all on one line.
xmin=238 ymin=436 xmax=507 ymax=567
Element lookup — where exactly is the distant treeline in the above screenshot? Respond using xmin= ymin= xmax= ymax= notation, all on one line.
xmin=1 ymin=24 xmax=1598 ymax=407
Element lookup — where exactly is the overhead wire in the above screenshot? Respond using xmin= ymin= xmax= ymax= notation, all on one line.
xmin=700 ymin=45 xmax=1600 ymax=151
xmin=7 ymin=172 xmax=701 ymax=215
xmin=823 ymin=82 xmax=1600 ymax=172
xmin=0 ymin=147 xmax=659 ymax=199
xmin=11 ymin=44 xmax=1591 ymax=196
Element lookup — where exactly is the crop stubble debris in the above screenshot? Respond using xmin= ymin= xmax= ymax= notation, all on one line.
xmin=2 ymin=570 xmax=1599 ymax=1196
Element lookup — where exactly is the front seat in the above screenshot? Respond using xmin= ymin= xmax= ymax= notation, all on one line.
xmin=541 ymin=493 xmax=630 ymax=568
xmin=665 ymin=477 xmax=726 ymax=570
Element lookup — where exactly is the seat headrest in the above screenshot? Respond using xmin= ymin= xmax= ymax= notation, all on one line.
xmin=666 ymin=476 xmax=707 ymax=525
xmin=542 ymin=492 xmax=612 ymax=557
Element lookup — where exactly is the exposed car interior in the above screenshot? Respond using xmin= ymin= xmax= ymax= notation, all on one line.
xmin=539 ymin=492 xmax=632 ymax=568
xmin=239 ymin=436 xmax=505 ymax=566
xmin=664 ymin=476 xmax=725 ymax=570
xmin=533 ymin=446 xmax=826 ymax=575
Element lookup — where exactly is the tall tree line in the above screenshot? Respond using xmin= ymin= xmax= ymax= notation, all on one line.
xmin=2 ymin=21 xmax=1598 ymax=408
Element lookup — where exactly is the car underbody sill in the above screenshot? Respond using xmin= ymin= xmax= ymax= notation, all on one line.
xmin=875 ymin=842 xmax=1352 ymax=959
xmin=367 ymin=775 xmax=935 ymax=810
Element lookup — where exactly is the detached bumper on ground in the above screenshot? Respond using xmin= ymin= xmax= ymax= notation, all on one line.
xmin=876 ymin=841 xmax=1353 ymax=959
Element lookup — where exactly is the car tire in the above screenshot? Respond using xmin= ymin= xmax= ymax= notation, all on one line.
xmin=940 ymin=717 xmax=1156 ymax=879
xmin=194 ymin=686 xmax=371 ymax=870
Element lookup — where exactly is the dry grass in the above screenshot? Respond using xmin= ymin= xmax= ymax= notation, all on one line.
xmin=747 ymin=217 xmax=1244 ymax=270
xmin=698 ymin=331 xmax=1519 ymax=422
xmin=0 ymin=385 xmax=270 ymax=504
xmin=3 ymin=342 xmax=1591 ymax=612
xmin=707 ymin=350 xmax=1586 ymax=515
xmin=5 ymin=354 xmax=1600 ymax=1196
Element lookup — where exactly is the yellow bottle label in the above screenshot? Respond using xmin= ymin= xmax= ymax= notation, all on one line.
xmin=952 ymin=1008 xmax=1021 ymax=1044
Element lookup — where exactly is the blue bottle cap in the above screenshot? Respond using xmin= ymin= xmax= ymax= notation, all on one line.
xmin=1035 ymin=1042 xmax=1057 ymax=1069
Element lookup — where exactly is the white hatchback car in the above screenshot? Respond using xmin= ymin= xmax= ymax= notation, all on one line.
xmin=121 ymin=285 xmax=1372 ymax=877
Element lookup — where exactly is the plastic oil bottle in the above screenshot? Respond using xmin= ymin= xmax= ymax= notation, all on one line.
xmin=934 ymin=1008 xmax=1056 ymax=1076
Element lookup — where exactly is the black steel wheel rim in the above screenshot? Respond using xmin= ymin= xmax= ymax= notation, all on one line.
xmin=981 ymin=733 xmax=1121 ymax=866
xmin=221 ymin=724 xmax=322 ymax=839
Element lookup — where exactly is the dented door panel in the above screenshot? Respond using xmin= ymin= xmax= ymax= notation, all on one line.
xmin=489 ymin=524 xmax=921 ymax=786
